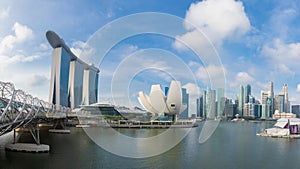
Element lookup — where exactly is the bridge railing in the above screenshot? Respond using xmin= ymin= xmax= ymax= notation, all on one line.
xmin=0 ymin=81 xmax=70 ymax=135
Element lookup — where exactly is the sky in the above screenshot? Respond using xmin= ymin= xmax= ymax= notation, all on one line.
xmin=1 ymin=0 xmax=300 ymax=116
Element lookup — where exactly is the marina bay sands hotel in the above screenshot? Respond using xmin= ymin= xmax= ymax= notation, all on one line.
xmin=46 ymin=31 xmax=99 ymax=109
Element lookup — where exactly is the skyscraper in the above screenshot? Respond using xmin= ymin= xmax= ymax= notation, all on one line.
xmin=245 ymin=84 xmax=251 ymax=103
xmin=180 ymin=88 xmax=189 ymax=118
xmin=268 ymin=81 xmax=274 ymax=98
xmin=275 ymin=94 xmax=284 ymax=113
xmin=238 ymin=85 xmax=244 ymax=117
xmin=205 ymin=88 xmax=216 ymax=119
xmin=261 ymin=86 xmax=274 ymax=119
xmin=292 ymin=105 xmax=300 ymax=117
xmin=283 ymin=84 xmax=290 ymax=113
xmin=196 ymin=96 xmax=203 ymax=118
xmin=268 ymin=81 xmax=274 ymax=116
xmin=244 ymin=95 xmax=255 ymax=117
xmin=202 ymin=90 xmax=206 ymax=119
xmin=261 ymin=91 xmax=268 ymax=104
xmin=217 ymin=88 xmax=225 ymax=118
xmin=47 ymin=31 xmax=99 ymax=109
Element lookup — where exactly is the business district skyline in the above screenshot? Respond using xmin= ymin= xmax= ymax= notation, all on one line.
xmin=195 ymin=81 xmax=300 ymax=119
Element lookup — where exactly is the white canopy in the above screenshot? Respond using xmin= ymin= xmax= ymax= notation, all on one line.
xmin=274 ymin=118 xmax=300 ymax=128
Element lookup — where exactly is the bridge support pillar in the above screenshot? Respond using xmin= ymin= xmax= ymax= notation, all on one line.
xmin=6 ymin=124 xmax=49 ymax=153
xmin=49 ymin=118 xmax=70 ymax=134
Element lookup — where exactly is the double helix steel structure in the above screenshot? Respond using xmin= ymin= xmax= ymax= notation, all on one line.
xmin=0 ymin=81 xmax=70 ymax=136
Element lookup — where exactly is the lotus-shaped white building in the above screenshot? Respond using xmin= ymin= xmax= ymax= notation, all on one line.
xmin=138 ymin=81 xmax=187 ymax=120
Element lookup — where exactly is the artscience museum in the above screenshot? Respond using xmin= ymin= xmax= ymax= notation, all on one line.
xmin=138 ymin=81 xmax=187 ymax=121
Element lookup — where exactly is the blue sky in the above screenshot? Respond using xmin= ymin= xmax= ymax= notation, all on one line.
xmin=1 ymin=0 xmax=300 ymax=115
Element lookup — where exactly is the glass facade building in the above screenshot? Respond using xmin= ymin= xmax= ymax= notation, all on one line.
xmin=180 ymin=88 xmax=189 ymax=119
xmin=47 ymin=31 xmax=99 ymax=109
xmin=238 ymin=85 xmax=244 ymax=117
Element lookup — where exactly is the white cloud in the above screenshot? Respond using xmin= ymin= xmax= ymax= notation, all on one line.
xmin=183 ymin=83 xmax=201 ymax=97
xmin=196 ymin=64 xmax=226 ymax=87
xmin=188 ymin=61 xmax=200 ymax=68
xmin=0 ymin=7 xmax=10 ymax=19
xmin=235 ymin=72 xmax=254 ymax=84
xmin=230 ymin=71 xmax=254 ymax=88
xmin=39 ymin=43 xmax=49 ymax=51
xmin=0 ymin=54 xmax=40 ymax=68
xmin=70 ymin=40 xmax=96 ymax=63
xmin=174 ymin=0 xmax=250 ymax=52
xmin=262 ymin=39 xmax=300 ymax=67
xmin=29 ymin=74 xmax=49 ymax=87
xmin=0 ymin=22 xmax=40 ymax=69
xmin=255 ymin=81 xmax=268 ymax=91
xmin=185 ymin=0 xmax=250 ymax=42
xmin=261 ymin=39 xmax=300 ymax=77
xmin=0 ymin=22 xmax=33 ymax=54
xmin=268 ymin=6 xmax=298 ymax=40
xmin=275 ymin=64 xmax=295 ymax=76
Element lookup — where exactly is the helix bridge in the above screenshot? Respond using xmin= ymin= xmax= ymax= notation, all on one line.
xmin=0 ymin=81 xmax=70 ymax=137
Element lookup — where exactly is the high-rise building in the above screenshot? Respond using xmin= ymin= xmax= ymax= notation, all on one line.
xmin=244 ymin=103 xmax=254 ymax=117
xmin=224 ymin=101 xmax=237 ymax=118
xmin=180 ymin=88 xmax=189 ymax=118
xmin=261 ymin=91 xmax=268 ymax=104
xmin=244 ymin=95 xmax=255 ymax=117
xmin=254 ymin=104 xmax=262 ymax=118
xmin=292 ymin=105 xmax=300 ymax=117
xmin=283 ymin=84 xmax=290 ymax=113
xmin=196 ymin=96 xmax=203 ymax=117
xmin=275 ymin=94 xmax=284 ymax=113
xmin=245 ymin=84 xmax=251 ymax=103
xmin=203 ymin=90 xmax=206 ymax=119
xmin=268 ymin=81 xmax=275 ymax=116
xmin=204 ymin=88 xmax=216 ymax=119
xmin=217 ymin=88 xmax=225 ymax=118
xmin=238 ymin=85 xmax=244 ymax=117
xmin=268 ymin=81 xmax=274 ymax=98
xmin=47 ymin=31 xmax=99 ymax=109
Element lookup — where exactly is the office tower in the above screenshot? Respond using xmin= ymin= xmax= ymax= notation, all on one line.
xmin=283 ymin=84 xmax=290 ymax=113
xmin=268 ymin=81 xmax=275 ymax=116
xmin=238 ymin=85 xmax=244 ymax=116
xmin=254 ymin=104 xmax=262 ymax=118
xmin=275 ymin=94 xmax=284 ymax=113
xmin=268 ymin=81 xmax=274 ymax=98
xmin=203 ymin=90 xmax=206 ymax=119
xmin=249 ymin=95 xmax=255 ymax=104
xmin=217 ymin=88 xmax=225 ymax=118
xmin=224 ymin=101 xmax=237 ymax=118
xmin=205 ymin=88 xmax=216 ymax=119
xmin=47 ymin=31 xmax=99 ymax=108
xmin=261 ymin=102 xmax=271 ymax=120
xmin=244 ymin=95 xmax=255 ymax=117
xmin=261 ymin=91 xmax=268 ymax=104
xmin=292 ymin=105 xmax=300 ymax=117
xmin=196 ymin=96 xmax=203 ymax=117
xmin=243 ymin=103 xmax=254 ymax=117
xmin=245 ymin=84 xmax=251 ymax=103
xmin=180 ymin=88 xmax=189 ymax=118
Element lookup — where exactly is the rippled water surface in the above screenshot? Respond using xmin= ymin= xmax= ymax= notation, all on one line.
xmin=1 ymin=121 xmax=300 ymax=169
